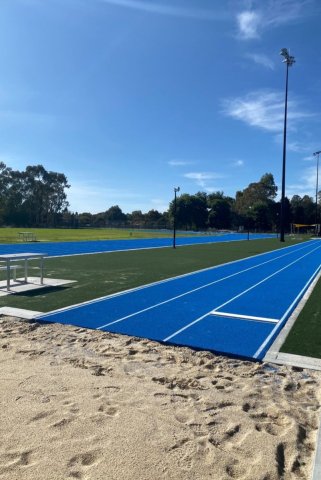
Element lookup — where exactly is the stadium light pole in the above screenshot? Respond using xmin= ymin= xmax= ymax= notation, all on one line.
xmin=313 ymin=151 xmax=321 ymax=235
xmin=173 ymin=186 xmax=180 ymax=249
xmin=279 ymin=48 xmax=295 ymax=242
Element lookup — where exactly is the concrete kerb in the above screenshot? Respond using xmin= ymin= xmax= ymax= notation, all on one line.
xmin=264 ymin=268 xmax=321 ymax=369
xmin=0 ymin=307 xmax=43 ymax=319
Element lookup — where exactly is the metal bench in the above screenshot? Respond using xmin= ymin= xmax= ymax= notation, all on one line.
xmin=18 ymin=232 xmax=37 ymax=242
xmin=0 ymin=265 xmax=20 ymax=281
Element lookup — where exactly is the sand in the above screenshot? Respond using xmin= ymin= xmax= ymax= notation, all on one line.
xmin=0 ymin=315 xmax=321 ymax=480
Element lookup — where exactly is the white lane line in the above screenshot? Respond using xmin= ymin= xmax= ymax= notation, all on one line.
xmin=209 ymin=311 xmax=278 ymax=323
xmin=163 ymin=312 xmax=211 ymax=343
xmin=253 ymin=263 xmax=321 ymax=359
xmin=163 ymin=243 xmax=321 ymax=343
xmin=96 ymin=242 xmax=316 ymax=330
xmin=38 ymin=240 xmax=315 ymax=319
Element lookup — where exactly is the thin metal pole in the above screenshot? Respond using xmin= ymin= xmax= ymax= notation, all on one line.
xmin=280 ymin=62 xmax=289 ymax=243
xmin=315 ymin=152 xmax=321 ymax=235
xmin=173 ymin=187 xmax=180 ymax=248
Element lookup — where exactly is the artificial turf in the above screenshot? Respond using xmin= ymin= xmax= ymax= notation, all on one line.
xmin=0 ymin=237 xmax=306 ymax=313
xmin=280 ymin=277 xmax=321 ymax=358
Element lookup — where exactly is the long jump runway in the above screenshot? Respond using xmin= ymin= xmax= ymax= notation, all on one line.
xmin=36 ymin=240 xmax=321 ymax=360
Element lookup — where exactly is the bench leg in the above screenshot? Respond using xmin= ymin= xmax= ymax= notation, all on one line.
xmin=6 ymin=260 xmax=10 ymax=291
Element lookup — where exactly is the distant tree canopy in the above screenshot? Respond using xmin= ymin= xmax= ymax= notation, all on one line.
xmin=0 ymin=165 xmax=318 ymax=232
xmin=0 ymin=163 xmax=69 ymax=227
xmin=234 ymin=173 xmax=278 ymax=231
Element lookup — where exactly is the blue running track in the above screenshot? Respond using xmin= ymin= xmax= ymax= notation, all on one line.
xmin=36 ymin=240 xmax=321 ymax=360
xmin=0 ymin=232 xmax=275 ymax=257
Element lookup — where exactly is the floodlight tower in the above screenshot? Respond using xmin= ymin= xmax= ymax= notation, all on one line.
xmin=313 ymin=151 xmax=321 ymax=235
xmin=173 ymin=186 xmax=180 ymax=249
xmin=279 ymin=48 xmax=295 ymax=242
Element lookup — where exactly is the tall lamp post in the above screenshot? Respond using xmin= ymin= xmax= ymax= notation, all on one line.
xmin=279 ymin=48 xmax=295 ymax=242
xmin=313 ymin=151 xmax=321 ymax=235
xmin=173 ymin=186 xmax=180 ymax=249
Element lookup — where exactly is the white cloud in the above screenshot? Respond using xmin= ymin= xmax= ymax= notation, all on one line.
xmin=236 ymin=0 xmax=313 ymax=39
xmin=99 ymin=0 xmax=226 ymax=21
xmin=287 ymin=166 xmax=317 ymax=198
xmin=223 ymin=90 xmax=312 ymax=133
xmin=245 ymin=53 xmax=275 ymax=70
xmin=274 ymin=135 xmax=319 ymax=155
xmin=184 ymin=172 xmax=223 ymax=189
xmin=237 ymin=11 xmax=261 ymax=39
xmin=263 ymin=0 xmax=313 ymax=28
xmin=168 ymin=160 xmax=194 ymax=167
xmin=233 ymin=159 xmax=244 ymax=167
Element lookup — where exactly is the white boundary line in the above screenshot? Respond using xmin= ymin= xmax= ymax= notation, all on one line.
xmin=264 ymin=269 xmax=321 ymax=365
xmin=96 ymin=242 xmax=317 ymax=329
xmin=210 ymin=311 xmax=278 ymax=323
xmin=163 ymin=243 xmax=321 ymax=343
xmin=253 ymin=262 xmax=321 ymax=359
xmin=37 ymin=239 xmax=316 ymax=320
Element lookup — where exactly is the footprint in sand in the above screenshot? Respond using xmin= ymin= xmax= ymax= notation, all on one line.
xmin=225 ymin=458 xmax=249 ymax=479
xmin=67 ymin=450 xmax=101 ymax=479
xmin=0 ymin=450 xmax=34 ymax=475
xmin=167 ymin=438 xmax=197 ymax=471
xmin=28 ymin=410 xmax=55 ymax=423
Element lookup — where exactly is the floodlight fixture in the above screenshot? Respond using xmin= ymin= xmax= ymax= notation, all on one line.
xmin=279 ymin=48 xmax=295 ymax=242
xmin=280 ymin=48 xmax=295 ymax=66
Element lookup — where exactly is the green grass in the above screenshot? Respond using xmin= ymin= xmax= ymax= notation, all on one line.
xmin=0 ymin=237 xmax=306 ymax=313
xmin=281 ymin=278 xmax=321 ymax=358
xmin=3 ymin=233 xmax=321 ymax=360
xmin=0 ymin=227 xmax=181 ymax=243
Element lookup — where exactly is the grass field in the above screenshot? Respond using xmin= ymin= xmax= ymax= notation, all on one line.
xmin=1 ymin=232 xmax=321 ymax=360
xmin=0 ymin=227 xmax=185 ymax=244
xmin=0 ymin=237 xmax=304 ymax=312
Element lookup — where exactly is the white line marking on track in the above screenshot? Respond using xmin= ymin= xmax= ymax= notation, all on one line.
xmin=209 ymin=311 xmax=278 ymax=323
xmin=38 ymin=239 xmax=316 ymax=320
xmin=163 ymin=242 xmax=321 ymax=343
xmin=96 ymin=242 xmax=316 ymax=330
xmin=253 ymin=263 xmax=321 ymax=359
xmin=163 ymin=313 xmax=210 ymax=342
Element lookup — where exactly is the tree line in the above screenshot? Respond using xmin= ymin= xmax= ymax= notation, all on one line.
xmin=0 ymin=163 xmax=69 ymax=227
xmin=0 ymin=163 xmax=318 ymax=232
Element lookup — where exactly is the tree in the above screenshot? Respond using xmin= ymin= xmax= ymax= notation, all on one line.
xmin=22 ymin=165 xmax=70 ymax=226
xmin=207 ymin=192 xmax=234 ymax=229
xmin=234 ymin=173 xmax=278 ymax=231
xmin=144 ymin=210 xmax=164 ymax=228
xmin=290 ymin=195 xmax=315 ymax=225
xmin=128 ymin=210 xmax=145 ymax=228
xmin=169 ymin=193 xmax=208 ymax=230
xmin=105 ymin=205 xmax=127 ymax=226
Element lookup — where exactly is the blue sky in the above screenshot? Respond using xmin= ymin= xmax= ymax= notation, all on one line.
xmin=1 ymin=0 xmax=321 ymax=214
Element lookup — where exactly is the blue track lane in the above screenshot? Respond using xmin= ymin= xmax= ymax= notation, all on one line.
xmin=0 ymin=232 xmax=275 ymax=257
xmin=37 ymin=240 xmax=321 ymax=361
